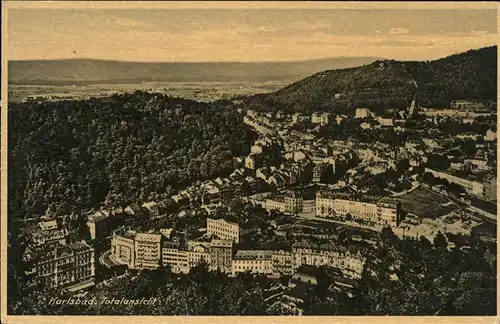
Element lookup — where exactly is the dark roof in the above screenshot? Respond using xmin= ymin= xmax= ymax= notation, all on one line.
xmin=470 ymin=196 xmax=497 ymax=215
xmin=163 ymin=241 xmax=183 ymax=249
xmin=291 ymin=239 xmax=318 ymax=250
xmin=318 ymin=242 xmax=338 ymax=251
xmin=291 ymin=265 xmax=332 ymax=288
xmin=471 ymin=222 xmax=496 ymax=238
xmin=274 ymin=216 xmax=293 ymax=226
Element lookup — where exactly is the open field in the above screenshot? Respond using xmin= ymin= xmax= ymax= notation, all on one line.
xmin=380 ymin=187 xmax=459 ymax=219
xmin=8 ymin=81 xmax=290 ymax=103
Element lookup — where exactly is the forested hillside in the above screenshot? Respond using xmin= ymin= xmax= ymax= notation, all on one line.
xmin=242 ymin=46 xmax=497 ymax=114
xmin=8 ymin=91 xmax=255 ymax=218
xmin=407 ymin=46 xmax=497 ymax=107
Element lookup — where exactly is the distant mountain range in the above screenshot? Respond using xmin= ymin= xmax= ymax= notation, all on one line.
xmin=242 ymin=46 xmax=497 ymax=113
xmin=8 ymin=57 xmax=381 ymax=85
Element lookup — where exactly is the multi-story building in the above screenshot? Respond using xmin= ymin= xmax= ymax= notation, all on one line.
xmin=425 ymin=168 xmax=497 ymax=199
xmin=291 ymin=241 xmax=365 ymax=279
xmin=87 ymin=216 xmax=107 ymax=241
xmin=311 ymin=112 xmax=331 ymax=125
xmin=302 ymin=199 xmax=316 ymax=214
xmin=187 ymin=242 xmax=211 ymax=268
xmin=207 ymin=217 xmax=240 ymax=243
xmin=231 ymin=250 xmax=273 ymax=276
xmin=32 ymin=220 xmax=68 ymax=249
xmin=483 ymin=176 xmax=497 ymax=201
xmin=271 ymin=250 xmax=294 ymax=276
xmin=265 ymin=196 xmax=286 ymax=212
xmin=134 ymin=233 xmax=162 ymax=269
xmin=316 ymin=192 xmax=399 ymax=227
xmin=209 ymin=239 xmax=233 ymax=273
xmin=111 ymin=229 xmax=136 ymax=268
xmin=162 ymin=242 xmax=189 ymax=273
xmin=33 ymin=241 xmax=95 ymax=290
xmin=284 ymin=191 xmax=304 ymax=214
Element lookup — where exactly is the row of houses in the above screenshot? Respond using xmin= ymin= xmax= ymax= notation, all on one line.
xmin=246 ymin=109 xmax=346 ymax=127
xmin=170 ymin=168 xmax=270 ymax=208
xmin=111 ymin=226 xmax=365 ymax=280
xmin=253 ymin=190 xmax=316 ymax=215
xmin=315 ymin=192 xmax=399 ymax=227
xmin=111 ymin=228 xmax=233 ymax=273
xmin=252 ymin=190 xmax=399 ymax=227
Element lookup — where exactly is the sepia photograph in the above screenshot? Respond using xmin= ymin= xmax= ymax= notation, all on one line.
xmin=1 ymin=1 xmax=498 ymax=321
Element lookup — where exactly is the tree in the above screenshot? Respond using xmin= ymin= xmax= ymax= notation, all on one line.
xmin=396 ymin=158 xmax=410 ymax=173
xmin=419 ymin=235 xmax=432 ymax=249
xmin=453 ymin=272 xmax=496 ymax=315
xmin=381 ymin=226 xmax=397 ymax=241
xmin=433 ymin=231 xmax=448 ymax=249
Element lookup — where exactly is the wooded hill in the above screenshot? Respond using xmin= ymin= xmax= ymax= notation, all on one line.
xmin=8 ymin=92 xmax=256 ymax=218
xmin=242 ymin=46 xmax=497 ymax=114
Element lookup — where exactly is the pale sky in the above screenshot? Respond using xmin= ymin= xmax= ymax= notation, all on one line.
xmin=7 ymin=8 xmax=499 ymax=62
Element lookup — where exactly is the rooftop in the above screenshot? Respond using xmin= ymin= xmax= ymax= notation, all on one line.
xmin=208 ymin=216 xmax=239 ymax=226
xmin=210 ymin=239 xmax=233 ymax=248
xmin=36 ymin=241 xmax=94 ymax=262
xmin=135 ymin=232 xmax=162 ymax=243
xmin=284 ymin=284 xmax=309 ymax=301
xmin=39 ymin=220 xmax=58 ymax=231
xmin=233 ymin=250 xmax=272 ymax=260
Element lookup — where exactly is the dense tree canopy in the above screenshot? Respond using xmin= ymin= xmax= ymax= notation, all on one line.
xmin=9 ymin=91 xmax=256 ymax=219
